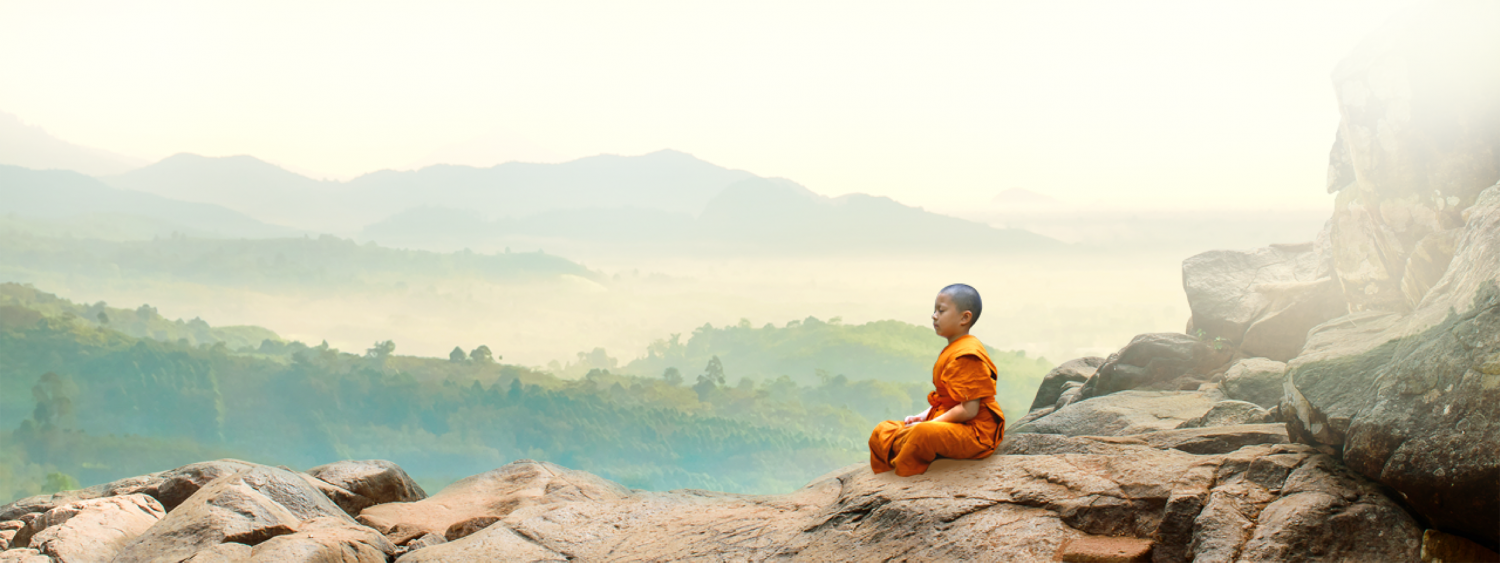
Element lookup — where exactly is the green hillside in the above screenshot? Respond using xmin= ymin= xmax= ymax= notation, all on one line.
xmin=0 ymin=232 xmax=599 ymax=290
xmin=0 ymin=286 xmax=1052 ymax=504
xmin=621 ymin=316 xmax=1051 ymax=422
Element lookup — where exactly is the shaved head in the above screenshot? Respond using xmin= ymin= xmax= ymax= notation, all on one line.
xmin=940 ymin=283 xmax=982 ymax=327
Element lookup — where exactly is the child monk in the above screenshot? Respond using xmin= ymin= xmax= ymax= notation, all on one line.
xmin=869 ymin=283 xmax=1005 ymax=476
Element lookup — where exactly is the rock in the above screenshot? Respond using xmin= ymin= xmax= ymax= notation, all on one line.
xmin=1183 ymin=242 xmax=1343 ymax=359
xmin=245 ymin=516 xmax=395 ymax=563
xmin=178 ymin=543 xmax=251 ymax=563
xmin=1219 ymin=357 xmax=1286 ymax=408
xmin=0 ymin=459 xmax=258 ymax=522
xmin=1340 ymin=281 xmax=1500 ymax=549
xmin=1280 ymin=311 xmax=1404 ymax=452
xmin=1133 ymin=424 xmax=1289 ymax=455
xmin=1239 ymin=277 xmax=1348 ymax=361
xmin=1401 ymin=228 xmax=1463 ymax=308
xmin=1 ymin=523 xmax=19 ymax=551
xmin=112 ymin=465 xmax=357 ymax=563
xmin=28 ymin=494 xmax=164 ymax=563
xmin=0 ymin=549 xmax=51 ymax=563
xmin=1054 ymin=381 xmax=1085 ymax=408
xmin=1238 ymin=455 xmax=1423 ymax=561
xmin=1420 ymin=529 xmax=1500 ymax=563
xmin=296 ymin=473 xmax=375 ymax=519
xmin=402 ymin=438 xmax=1417 ymax=562
xmin=1325 ymin=2 xmax=1500 ymax=313
xmin=1084 ymin=333 xmax=1228 ymax=397
xmin=1057 ymin=536 xmax=1152 ymax=562
xmin=356 ymin=459 xmax=630 ymax=545
xmin=1028 ymin=356 xmax=1105 ymax=411
xmin=1010 ymin=390 xmax=1220 ymax=437
xmin=153 ymin=460 xmax=260 ymax=511
xmin=11 ymin=513 xmax=41 ymax=549
xmin=394 ymin=523 xmax=566 ymax=563
xmin=1012 ymin=406 xmax=1053 ymax=427
xmin=443 ymin=516 xmax=499 ymax=541
xmin=404 ymin=533 xmax=446 ymax=551
xmin=306 ymin=460 xmax=426 ymax=513
xmin=1176 ymin=400 xmax=1270 ymax=429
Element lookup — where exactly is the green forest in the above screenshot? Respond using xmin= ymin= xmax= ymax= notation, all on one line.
xmin=0 ymin=283 xmax=1052 ymax=504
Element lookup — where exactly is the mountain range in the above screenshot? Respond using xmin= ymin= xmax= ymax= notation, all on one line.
xmin=3 ymin=147 xmax=1063 ymax=255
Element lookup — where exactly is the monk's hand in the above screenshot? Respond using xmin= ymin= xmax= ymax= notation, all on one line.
xmin=903 ymin=407 xmax=931 ymax=426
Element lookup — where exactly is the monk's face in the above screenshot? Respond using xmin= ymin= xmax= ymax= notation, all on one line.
xmin=932 ymin=292 xmax=972 ymax=338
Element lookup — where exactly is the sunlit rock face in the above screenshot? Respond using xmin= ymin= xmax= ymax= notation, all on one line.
xmin=1275 ymin=2 xmax=1500 ymax=550
xmin=1325 ymin=1 xmax=1500 ymax=314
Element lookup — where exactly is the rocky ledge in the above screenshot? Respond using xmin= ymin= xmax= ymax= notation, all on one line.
xmin=0 ymin=426 xmax=1444 ymax=562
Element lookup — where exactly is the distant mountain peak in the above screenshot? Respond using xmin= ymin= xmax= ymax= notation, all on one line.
xmin=0 ymin=110 xmax=148 ymax=176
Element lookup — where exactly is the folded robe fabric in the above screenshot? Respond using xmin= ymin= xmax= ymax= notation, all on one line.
xmin=868 ymin=334 xmax=1006 ymax=476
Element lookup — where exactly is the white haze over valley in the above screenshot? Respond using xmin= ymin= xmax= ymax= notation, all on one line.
xmin=0 ymin=0 xmax=1433 ymax=373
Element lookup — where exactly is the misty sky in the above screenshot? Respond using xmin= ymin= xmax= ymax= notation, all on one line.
xmin=2 ymin=0 xmax=1413 ymax=211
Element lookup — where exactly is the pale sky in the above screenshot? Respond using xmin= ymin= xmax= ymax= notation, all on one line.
xmin=1 ymin=0 xmax=1414 ymax=211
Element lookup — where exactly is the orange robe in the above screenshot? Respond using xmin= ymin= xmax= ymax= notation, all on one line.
xmin=868 ymin=334 xmax=1005 ymax=476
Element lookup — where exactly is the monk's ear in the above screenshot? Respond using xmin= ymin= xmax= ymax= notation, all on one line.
xmin=960 ymin=310 xmax=973 ymax=327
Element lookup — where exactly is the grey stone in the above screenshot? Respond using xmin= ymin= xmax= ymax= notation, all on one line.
xmin=1220 ymin=357 xmax=1286 ymax=408
xmin=111 ymin=465 xmax=356 ymax=563
xmin=1027 ymin=356 xmax=1104 ymax=411
xmin=306 ymin=460 xmax=426 ymax=515
xmin=0 ymin=459 xmax=258 ymax=523
xmin=0 ymin=548 xmax=51 ymax=563
xmin=1176 ymin=400 xmax=1271 ymax=429
xmin=246 ymin=516 xmax=394 ymax=563
xmin=357 ymin=459 xmax=631 ymax=545
xmin=1182 ymin=242 xmax=1342 ymax=359
xmin=1085 ymin=333 xmax=1229 ymax=397
xmin=1010 ymin=390 xmax=1219 ymax=437
xmin=28 ymin=495 xmax=164 ymax=563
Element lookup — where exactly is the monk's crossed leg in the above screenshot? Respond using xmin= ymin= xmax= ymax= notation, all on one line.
xmin=890 ymin=421 xmax=989 ymax=477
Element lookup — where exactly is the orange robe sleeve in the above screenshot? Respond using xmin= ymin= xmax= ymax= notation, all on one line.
xmin=942 ymin=355 xmax=996 ymax=404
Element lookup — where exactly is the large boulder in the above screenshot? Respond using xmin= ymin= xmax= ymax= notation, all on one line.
xmin=306 ymin=460 xmax=427 ymax=516
xmin=111 ymin=465 xmax=358 ymax=563
xmin=1083 ymin=333 xmax=1229 ymax=397
xmin=0 ymin=549 xmax=50 ymax=563
xmin=0 ymin=459 xmax=257 ymax=522
xmin=401 ymin=432 xmax=1418 ymax=562
xmin=1324 ymin=3 xmax=1500 ymax=314
xmin=1284 ymin=185 xmax=1500 ymax=549
xmin=1176 ymin=400 xmax=1271 ymax=430
xmin=1219 ymin=357 xmax=1287 ymax=408
xmin=1182 ymin=240 xmax=1345 ymax=361
xmin=1275 ymin=7 xmax=1500 ymax=547
xmin=24 ymin=494 xmax=165 ymax=563
xmin=1027 ymin=356 xmax=1104 ymax=412
xmin=246 ymin=516 xmax=396 ymax=563
xmin=356 ymin=459 xmax=631 ymax=545
xmin=1009 ymin=390 xmax=1221 ymax=437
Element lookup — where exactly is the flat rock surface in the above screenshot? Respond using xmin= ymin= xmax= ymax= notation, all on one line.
xmin=111 ymin=464 xmax=357 ymax=563
xmin=391 ymin=432 xmax=1417 ymax=563
xmin=357 ymin=459 xmax=630 ymax=545
xmin=246 ymin=516 xmax=395 ymax=563
xmin=28 ymin=494 xmax=165 ymax=563
xmin=1010 ymin=390 xmax=1220 ymax=437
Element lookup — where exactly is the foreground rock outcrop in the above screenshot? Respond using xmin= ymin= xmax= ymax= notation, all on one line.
xmin=0 ymin=460 xmax=425 ymax=563
xmin=0 ymin=426 xmax=1448 ymax=563
xmin=392 ymin=430 xmax=1421 ymax=562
